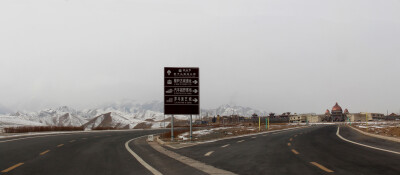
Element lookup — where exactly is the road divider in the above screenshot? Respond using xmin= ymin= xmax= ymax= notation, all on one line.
xmin=1 ymin=163 xmax=24 ymax=173
xmin=310 ymin=162 xmax=334 ymax=173
xmin=148 ymin=139 xmax=237 ymax=175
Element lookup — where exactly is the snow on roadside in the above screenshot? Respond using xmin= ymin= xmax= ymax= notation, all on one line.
xmin=178 ymin=127 xmax=232 ymax=140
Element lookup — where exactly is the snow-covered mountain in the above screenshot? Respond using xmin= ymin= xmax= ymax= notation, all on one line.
xmin=0 ymin=100 xmax=265 ymax=129
xmin=202 ymin=104 xmax=266 ymax=117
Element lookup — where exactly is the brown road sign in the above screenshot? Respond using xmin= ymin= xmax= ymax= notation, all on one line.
xmin=164 ymin=67 xmax=199 ymax=115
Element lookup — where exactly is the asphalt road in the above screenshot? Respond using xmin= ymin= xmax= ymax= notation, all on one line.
xmin=172 ymin=125 xmax=400 ymax=175
xmin=0 ymin=129 xmax=170 ymax=175
xmin=1 ymin=125 xmax=400 ymax=175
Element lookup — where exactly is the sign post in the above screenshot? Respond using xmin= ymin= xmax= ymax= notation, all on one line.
xmin=164 ymin=67 xmax=199 ymax=141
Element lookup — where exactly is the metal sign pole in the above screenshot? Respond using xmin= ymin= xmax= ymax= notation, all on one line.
xmin=171 ymin=115 xmax=174 ymax=141
xmin=190 ymin=115 xmax=192 ymax=141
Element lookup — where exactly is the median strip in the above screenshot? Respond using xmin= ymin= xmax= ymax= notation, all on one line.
xmin=204 ymin=151 xmax=214 ymax=156
xmin=310 ymin=162 xmax=334 ymax=173
xmin=1 ymin=163 xmax=24 ymax=173
xmin=291 ymin=149 xmax=299 ymax=155
xmin=40 ymin=150 xmax=50 ymax=156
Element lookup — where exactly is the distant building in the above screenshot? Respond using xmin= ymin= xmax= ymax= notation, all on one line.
xmin=385 ymin=113 xmax=400 ymax=120
xmin=345 ymin=112 xmax=384 ymax=122
xmin=324 ymin=102 xmax=347 ymax=122
xmin=289 ymin=114 xmax=322 ymax=123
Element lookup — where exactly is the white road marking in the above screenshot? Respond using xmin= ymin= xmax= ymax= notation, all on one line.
xmin=125 ymin=137 xmax=162 ymax=175
xmin=221 ymin=144 xmax=230 ymax=148
xmin=237 ymin=140 xmax=245 ymax=143
xmin=336 ymin=127 xmax=400 ymax=155
xmin=252 ymin=137 xmax=256 ymax=139
xmin=204 ymin=151 xmax=214 ymax=156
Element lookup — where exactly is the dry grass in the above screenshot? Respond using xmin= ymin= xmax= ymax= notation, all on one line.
xmin=359 ymin=126 xmax=400 ymax=138
xmin=159 ymin=128 xmax=200 ymax=140
xmin=4 ymin=126 xmax=84 ymax=133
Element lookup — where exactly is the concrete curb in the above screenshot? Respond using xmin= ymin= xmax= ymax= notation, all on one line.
xmin=348 ymin=125 xmax=400 ymax=143
xmin=148 ymin=140 xmax=237 ymax=175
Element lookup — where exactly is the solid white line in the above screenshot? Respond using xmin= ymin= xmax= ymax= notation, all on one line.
xmin=336 ymin=126 xmax=400 ymax=155
xmin=221 ymin=144 xmax=230 ymax=148
xmin=204 ymin=151 xmax=214 ymax=156
xmin=125 ymin=137 xmax=163 ymax=175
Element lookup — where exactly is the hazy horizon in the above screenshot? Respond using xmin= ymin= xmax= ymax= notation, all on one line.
xmin=1 ymin=0 xmax=399 ymax=114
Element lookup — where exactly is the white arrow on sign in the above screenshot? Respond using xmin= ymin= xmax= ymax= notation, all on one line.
xmin=193 ymin=98 xmax=198 ymax=103
xmin=193 ymin=80 xmax=198 ymax=84
xmin=193 ymin=89 xmax=198 ymax=93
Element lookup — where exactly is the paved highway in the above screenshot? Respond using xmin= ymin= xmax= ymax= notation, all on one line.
xmin=0 ymin=130 xmax=170 ymax=175
xmin=171 ymin=125 xmax=400 ymax=175
xmin=1 ymin=125 xmax=399 ymax=175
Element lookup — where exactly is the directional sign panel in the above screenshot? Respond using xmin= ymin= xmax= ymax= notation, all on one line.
xmin=164 ymin=67 xmax=199 ymax=115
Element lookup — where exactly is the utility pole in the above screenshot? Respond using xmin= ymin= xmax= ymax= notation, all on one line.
xmin=190 ymin=114 xmax=192 ymax=141
xmin=171 ymin=115 xmax=174 ymax=141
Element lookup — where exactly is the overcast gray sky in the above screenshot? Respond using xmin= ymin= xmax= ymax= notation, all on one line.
xmin=0 ymin=0 xmax=399 ymax=114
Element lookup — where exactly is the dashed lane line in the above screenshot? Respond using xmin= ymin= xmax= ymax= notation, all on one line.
xmin=221 ymin=144 xmax=230 ymax=148
xmin=39 ymin=150 xmax=50 ymax=156
xmin=81 ymin=138 xmax=87 ymax=140
xmin=1 ymin=163 xmax=24 ymax=173
xmin=237 ymin=140 xmax=245 ymax=143
xmin=69 ymin=140 xmax=76 ymax=143
xmin=336 ymin=127 xmax=400 ymax=155
xmin=252 ymin=137 xmax=256 ymax=139
xmin=291 ymin=149 xmax=299 ymax=155
xmin=310 ymin=162 xmax=334 ymax=173
xmin=204 ymin=151 xmax=214 ymax=156
xmin=57 ymin=144 xmax=64 ymax=147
